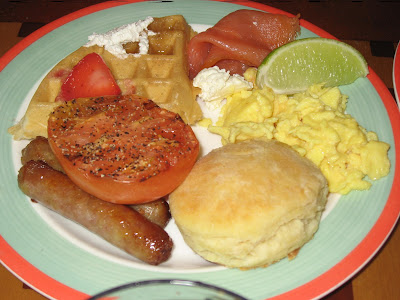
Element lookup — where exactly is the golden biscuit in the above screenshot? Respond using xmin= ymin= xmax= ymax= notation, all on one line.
xmin=169 ymin=139 xmax=328 ymax=269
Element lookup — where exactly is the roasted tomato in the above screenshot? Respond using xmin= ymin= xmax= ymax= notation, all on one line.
xmin=47 ymin=95 xmax=199 ymax=204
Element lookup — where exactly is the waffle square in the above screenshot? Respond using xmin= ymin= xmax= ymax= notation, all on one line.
xmin=9 ymin=15 xmax=202 ymax=140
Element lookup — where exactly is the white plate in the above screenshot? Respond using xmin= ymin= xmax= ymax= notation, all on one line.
xmin=1 ymin=1 xmax=399 ymax=299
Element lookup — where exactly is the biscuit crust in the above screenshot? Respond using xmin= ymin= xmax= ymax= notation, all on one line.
xmin=169 ymin=139 xmax=328 ymax=269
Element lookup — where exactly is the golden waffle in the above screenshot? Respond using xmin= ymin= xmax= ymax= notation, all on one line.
xmin=9 ymin=15 xmax=202 ymax=140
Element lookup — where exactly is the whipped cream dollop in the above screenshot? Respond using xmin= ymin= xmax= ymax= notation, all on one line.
xmin=193 ymin=66 xmax=253 ymax=110
xmin=85 ymin=16 xmax=155 ymax=59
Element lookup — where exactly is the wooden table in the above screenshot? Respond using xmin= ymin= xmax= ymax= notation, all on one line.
xmin=0 ymin=1 xmax=399 ymax=299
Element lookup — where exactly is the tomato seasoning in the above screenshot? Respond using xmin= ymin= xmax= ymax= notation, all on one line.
xmin=48 ymin=95 xmax=199 ymax=204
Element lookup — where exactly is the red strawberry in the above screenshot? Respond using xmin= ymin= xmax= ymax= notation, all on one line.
xmin=57 ymin=53 xmax=121 ymax=101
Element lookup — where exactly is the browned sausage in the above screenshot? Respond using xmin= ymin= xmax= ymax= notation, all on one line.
xmin=130 ymin=198 xmax=171 ymax=228
xmin=18 ymin=160 xmax=173 ymax=265
xmin=21 ymin=137 xmax=172 ymax=228
xmin=21 ymin=136 xmax=64 ymax=172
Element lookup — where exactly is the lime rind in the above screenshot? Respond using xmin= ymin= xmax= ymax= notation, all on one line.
xmin=256 ymin=37 xmax=369 ymax=94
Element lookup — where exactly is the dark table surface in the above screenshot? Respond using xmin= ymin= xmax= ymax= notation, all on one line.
xmin=0 ymin=1 xmax=399 ymax=299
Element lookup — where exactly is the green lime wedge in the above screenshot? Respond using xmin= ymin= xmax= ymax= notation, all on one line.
xmin=256 ymin=37 xmax=369 ymax=94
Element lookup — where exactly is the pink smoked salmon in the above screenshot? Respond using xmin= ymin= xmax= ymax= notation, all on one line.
xmin=187 ymin=9 xmax=300 ymax=79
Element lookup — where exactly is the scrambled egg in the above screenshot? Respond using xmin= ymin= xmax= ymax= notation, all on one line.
xmin=203 ymin=82 xmax=390 ymax=195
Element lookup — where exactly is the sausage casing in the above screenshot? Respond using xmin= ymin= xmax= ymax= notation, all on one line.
xmin=130 ymin=198 xmax=171 ymax=228
xmin=21 ymin=137 xmax=172 ymax=228
xmin=18 ymin=160 xmax=173 ymax=265
xmin=21 ymin=136 xmax=64 ymax=172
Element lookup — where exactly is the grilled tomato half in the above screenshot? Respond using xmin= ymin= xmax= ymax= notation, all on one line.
xmin=48 ymin=95 xmax=199 ymax=204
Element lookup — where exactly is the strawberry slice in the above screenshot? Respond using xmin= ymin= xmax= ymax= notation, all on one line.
xmin=57 ymin=53 xmax=121 ymax=101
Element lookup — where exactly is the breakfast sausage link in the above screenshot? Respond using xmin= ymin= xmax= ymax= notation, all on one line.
xmin=130 ymin=198 xmax=171 ymax=228
xmin=18 ymin=160 xmax=173 ymax=265
xmin=21 ymin=137 xmax=172 ymax=228
xmin=21 ymin=136 xmax=64 ymax=172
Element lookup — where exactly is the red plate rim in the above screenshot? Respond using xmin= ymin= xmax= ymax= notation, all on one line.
xmin=1 ymin=1 xmax=399 ymax=299
xmin=393 ymin=42 xmax=400 ymax=107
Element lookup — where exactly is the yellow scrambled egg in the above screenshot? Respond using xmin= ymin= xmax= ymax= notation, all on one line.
xmin=205 ymin=83 xmax=390 ymax=195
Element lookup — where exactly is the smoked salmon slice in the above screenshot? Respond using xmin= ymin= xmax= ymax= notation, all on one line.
xmin=187 ymin=9 xmax=300 ymax=79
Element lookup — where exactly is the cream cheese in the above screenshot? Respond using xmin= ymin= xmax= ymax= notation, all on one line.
xmin=85 ymin=16 xmax=155 ymax=59
xmin=193 ymin=66 xmax=253 ymax=110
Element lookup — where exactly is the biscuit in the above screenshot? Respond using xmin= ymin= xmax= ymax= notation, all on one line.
xmin=169 ymin=139 xmax=328 ymax=269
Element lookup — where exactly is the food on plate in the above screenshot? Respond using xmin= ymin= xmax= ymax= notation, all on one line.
xmin=20 ymin=136 xmax=171 ymax=228
xmin=47 ymin=95 xmax=200 ymax=204
xmin=169 ymin=139 xmax=328 ymax=269
xmin=8 ymin=15 xmax=202 ymax=140
xmin=21 ymin=136 xmax=64 ymax=172
xmin=8 ymin=101 xmax=60 ymax=141
xmin=256 ymin=37 xmax=370 ymax=94
xmin=8 ymin=7 xmax=389 ymax=270
xmin=187 ymin=9 xmax=300 ymax=79
xmin=18 ymin=160 xmax=173 ymax=265
xmin=130 ymin=197 xmax=171 ymax=228
xmin=193 ymin=66 xmax=253 ymax=109
xmin=85 ymin=16 xmax=156 ymax=59
xmin=206 ymin=83 xmax=390 ymax=194
xmin=56 ymin=52 xmax=121 ymax=101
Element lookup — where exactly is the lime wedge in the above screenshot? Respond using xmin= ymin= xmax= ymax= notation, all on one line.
xmin=256 ymin=37 xmax=369 ymax=94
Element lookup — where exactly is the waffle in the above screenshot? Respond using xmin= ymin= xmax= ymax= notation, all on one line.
xmin=9 ymin=15 xmax=202 ymax=140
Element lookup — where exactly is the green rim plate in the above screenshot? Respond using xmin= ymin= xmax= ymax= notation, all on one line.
xmin=1 ymin=1 xmax=399 ymax=299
